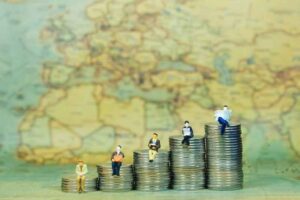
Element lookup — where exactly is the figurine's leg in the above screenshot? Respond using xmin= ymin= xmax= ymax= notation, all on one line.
xmin=226 ymin=120 xmax=230 ymax=127
xmin=149 ymin=150 xmax=154 ymax=162
xmin=149 ymin=150 xmax=152 ymax=161
xmin=182 ymin=137 xmax=186 ymax=145
xmin=152 ymin=150 xmax=157 ymax=160
xmin=117 ymin=162 xmax=122 ymax=176
xmin=81 ymin=176 xmax=86 ymax=192
xmin=112 ymin=162 xmax=116 ymax=176
xmin=221 ymin=124 xmax=226 ymax=135
xmin=181 ymin=137 xmax=185 ymax=144
xmin=218 ymin=117 xmax=226 ymax=135
xmin=77 ymin=176 xmax=81 ymax=192
xmin=186 ymin=136 xmax=191 ymax=146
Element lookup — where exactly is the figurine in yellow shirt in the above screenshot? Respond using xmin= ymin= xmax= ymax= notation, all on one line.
xmin=75 ymin=160 xmax=88 ymax=193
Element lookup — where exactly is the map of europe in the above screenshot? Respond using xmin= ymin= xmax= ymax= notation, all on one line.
xmin=0 ymin=0 xmax=299 ymax=165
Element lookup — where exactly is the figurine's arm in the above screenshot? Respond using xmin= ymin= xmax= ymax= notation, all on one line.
xmin=229 ymin=110 xmax=232 ymax=118
xmin=215 ymin=110 xmax=222 ymax=121
xmin=190 ymin=127 xmax=194 ymax=137
xmin=75 ymin=165 xmax=80 ymax=176
xmin=76 ymin=165 xmax=85 ymax=176
xmin=157 ymin=140 xmax=161 ymax=150
xmin=83 ymin=165 xmax=88 ymax=175
xmin=148 ymin=139 xmax=152 ymax=148
xmin=111 ymin=152 xmax=115 ymax=161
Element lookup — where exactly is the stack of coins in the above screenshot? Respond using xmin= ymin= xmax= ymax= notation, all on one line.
xmin=133 ymin=149 xmax=170 ymax=191
xmin=97 ymin=164 xmax=133 ymax=192
xmin=205 ymin=123 xmax=243 ymax=190
xmin=169 ymin=136 xmax=206 ymax=190
xmin=61 ymin=176 xmax=98 ymax=193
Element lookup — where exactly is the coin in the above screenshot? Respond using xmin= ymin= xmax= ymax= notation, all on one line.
xmin=61 ymin=176 xmax=98 ymax=193
xmin=169 ymin=136 xmax=206 ymax=191
xmin=133 ymin=149 xmax=170 ymax=191
xmin=205 ymin=123 xmax=243 ymax=190
xmin=97 ymin=163 xmax=133 ymax=192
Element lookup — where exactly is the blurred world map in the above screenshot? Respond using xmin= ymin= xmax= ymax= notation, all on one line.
xmin=0 ymin=0 xmax=299 ymax=165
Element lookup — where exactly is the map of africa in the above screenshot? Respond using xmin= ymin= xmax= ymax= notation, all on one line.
xmin=0 ymin=0 xmax=299 ymax=165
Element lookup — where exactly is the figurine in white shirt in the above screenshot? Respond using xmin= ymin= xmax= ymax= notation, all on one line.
xmin=214 ymin=105 xmax=232 ymax=135
xmin=181 ymin=120 xmax=194 ymax=146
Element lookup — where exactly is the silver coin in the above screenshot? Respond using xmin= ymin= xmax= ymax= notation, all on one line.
xmin=133 ymin=149 xmax=170 ymax=191
xmin=97 ymin=164 xmax=133 ymax=192
xmin=169 ymin=135 xmax=206 ymax=190
xmin=61 ymin=176 xmax=98 ymax=193
xmin=205 ymin=123 xmax=243 ymax=191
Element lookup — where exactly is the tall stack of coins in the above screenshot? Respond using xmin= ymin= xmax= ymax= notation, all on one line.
xmin=97 ymin=164 xmax=133 ymax=192
xmin=205 ymin=123 xmax=243 ymax=190
xmin=169 ymin=136 xmax=206 ymax=190
xmin=61 ymin=176 xmax=98 ymax=193
xmin=133 ymin=149 xmax=170 ymax=191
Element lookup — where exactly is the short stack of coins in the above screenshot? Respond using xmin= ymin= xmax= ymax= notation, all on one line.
xmin=169 ymin=136 xmax=206 ymax=190
xmin=97 ymin=164 xmax=133 ymax=192
xmin=61 ymin=176 xmax=98 ymax=193
xmin=133 ymin=149 xmax=170 ymax=191
xmin=205 ymin=123 xmax=243 ymax=190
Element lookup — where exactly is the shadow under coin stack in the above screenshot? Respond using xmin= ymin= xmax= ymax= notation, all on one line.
xmin=133 ymin=149 xmax=170 ymax=191
xmin=61 ymin=175 xmax=98 ymax=193
xmin=169 ymin=136 xmax=206 ymax=190
xmin=97 ymin=164 xmax=133 ymax=192
xmin=205 ymin=123 xmax=243 ymax=190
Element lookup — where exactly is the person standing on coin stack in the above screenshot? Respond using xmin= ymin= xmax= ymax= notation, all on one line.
xmin=148 ymin=133 xmax=161 ymax=162
xmin=111 ymin=145 xmax=125 ymax=176
xmin=214 ymin=105 xmax=232 ymax=135
xmin=75 ymin=160 xmax=88 ymax=193
xmin=181 ymin=120 xmax=194 ymax=147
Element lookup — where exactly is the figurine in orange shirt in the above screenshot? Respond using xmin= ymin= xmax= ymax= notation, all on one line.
xmin=111 ymin=145 xmax=125 ymax=176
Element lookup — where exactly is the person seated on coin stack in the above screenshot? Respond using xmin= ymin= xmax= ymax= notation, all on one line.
xmin=181 ymin=120 xmax=194 ymax=147
xmin=214 ymin=105 xmax=232 ymax=135
xmin=75 ymin=160 xmax=88 ymax=193
xmin=111 ymin=145 xmax=125 ymax=176
xmin=148 ymin=133 xmax=161 ymax=162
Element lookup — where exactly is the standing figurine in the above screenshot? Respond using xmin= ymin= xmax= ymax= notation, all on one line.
xmin=76 ymin=160 xmax=88 ymax=193
xmin=181 ymin=120 xmax=194 ymax=146
xmin=215 ymin=105 xmax=232 ymax=135
xmin=111 ymin=145 xmax=125 ymax=176
xmin=148 ymin=133 xmax=161 ymax=162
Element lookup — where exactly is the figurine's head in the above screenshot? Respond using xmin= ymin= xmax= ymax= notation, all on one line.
xmin=184 ymin=120 xmax=189 ymax=127
xmin=152 ymin=133 xmax=158 ymax=139
xmin=78 ymin=160 xmax=84 ymax=166
xmin=116 ymin=145 xmax=122 ymax=152
xmin=223 ymin=105 xmax=228 ymax=110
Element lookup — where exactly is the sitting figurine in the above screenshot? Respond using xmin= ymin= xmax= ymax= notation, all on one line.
xmin=76 ymin=160 xmax=88 ymax=193
xmin=181 ymin=120 xmax=194 ymax=146
xmin=111 ymin=145 xmax=125 ymax=176
xmin=215 ymin=105 xmax=232 ymax=135
xmin=148 ymin=133 xmax=161 ymax=162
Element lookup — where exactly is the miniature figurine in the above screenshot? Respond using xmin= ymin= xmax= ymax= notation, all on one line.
xmin=181 ymin=120 xmax=194 ymax=146
xmin=111 ymin=145 xmax=125 ymax=176
xmin=148 ymin=133 xmax=161 ymax=162
xmin=215 ymin=105 xmax=232 ymax=135
xmin=76 ymin=160 xmax=88 ymax=193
